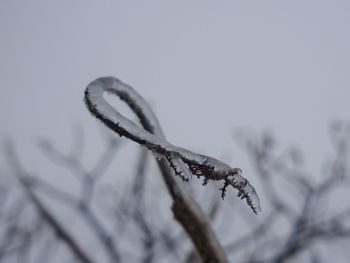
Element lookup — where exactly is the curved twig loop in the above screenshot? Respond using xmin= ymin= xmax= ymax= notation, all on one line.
xmin=84 ymin=76 xmax=261 ymax=263
xmin=84 ymin=76 xmax=260 ymax=214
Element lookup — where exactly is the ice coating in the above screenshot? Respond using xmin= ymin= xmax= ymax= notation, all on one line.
xmin=234 ymin=174 xmax=261 ymax=214
xmin=85 ymin=76 xmax=261 ymax=214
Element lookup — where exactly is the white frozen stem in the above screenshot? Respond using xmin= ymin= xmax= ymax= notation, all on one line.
xmin=84 ymin=76 xmax=261 ymax=262
xmin=84 ymin=77 xmax=260 ymax=214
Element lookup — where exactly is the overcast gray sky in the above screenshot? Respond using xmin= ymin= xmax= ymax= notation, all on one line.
xmin=1 ymin=0 xmax=349 ymax=176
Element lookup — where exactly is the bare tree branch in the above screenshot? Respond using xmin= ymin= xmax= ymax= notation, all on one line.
xmin=4 ymin=142 xmax=94 ymax=263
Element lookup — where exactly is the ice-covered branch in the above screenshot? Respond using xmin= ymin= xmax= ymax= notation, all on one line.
xmin=85 ymin=76 xmax=231 ymax=263
xmin=84 ymin=76 xmax=260 ymax=214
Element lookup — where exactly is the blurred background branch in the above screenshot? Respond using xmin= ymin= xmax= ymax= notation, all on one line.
xmin=1 ymin=121 xmax=349 ymax=262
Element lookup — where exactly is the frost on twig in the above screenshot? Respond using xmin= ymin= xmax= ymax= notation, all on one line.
xmin=84 ymin=77 xmax=261 ymax=214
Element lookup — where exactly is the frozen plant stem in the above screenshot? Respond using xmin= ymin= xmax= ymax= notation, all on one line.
xmin=84 ymin=76 xmax=261 ymax=262
xmin=84 ymin=77 xmax=260 ymax=213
